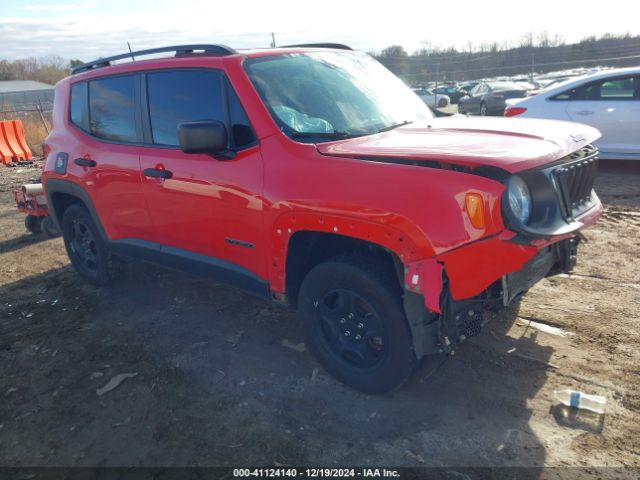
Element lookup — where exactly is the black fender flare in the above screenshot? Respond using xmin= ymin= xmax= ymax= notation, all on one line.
xmin=44 ymin=178 xmax=109 ymax=243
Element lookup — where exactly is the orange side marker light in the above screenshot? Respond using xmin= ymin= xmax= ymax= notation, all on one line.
xmin=465 ymin=193 xmax=485 ymax=229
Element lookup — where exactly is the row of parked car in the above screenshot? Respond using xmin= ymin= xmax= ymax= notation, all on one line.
xmin=413 ymin=67 xmax=640 ymax=161
xmin=411 ymin=84 xmax=473 ymax=108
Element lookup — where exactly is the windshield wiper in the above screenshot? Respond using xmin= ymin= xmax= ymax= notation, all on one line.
xmin=290 ymin=130 xmax=359 ymax=140
xmin=378 ymin=120 xmax=413 ymax=133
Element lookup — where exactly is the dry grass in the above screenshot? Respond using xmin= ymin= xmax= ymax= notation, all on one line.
xmin=0 ymin=110 xmax=51 ymax=158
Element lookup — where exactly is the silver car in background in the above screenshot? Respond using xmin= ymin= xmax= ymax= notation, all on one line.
xmin=458 ymin=81 xmax=528 ymax=115
xmin=412 ymin=87 xmax=451 ymax=108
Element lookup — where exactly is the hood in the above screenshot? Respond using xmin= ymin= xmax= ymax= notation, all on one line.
xmin=316 ymin=116 xmax=601 ymax=173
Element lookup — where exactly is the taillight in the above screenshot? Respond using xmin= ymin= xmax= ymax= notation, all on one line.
xmin=505 ymin=106 xmax=527 ymax=117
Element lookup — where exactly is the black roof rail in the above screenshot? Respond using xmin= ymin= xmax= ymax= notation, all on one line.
xmin=72 ymin=44 xmax=237 ymax=74
xmin=280 ymin=43 xmax=352 ymax=50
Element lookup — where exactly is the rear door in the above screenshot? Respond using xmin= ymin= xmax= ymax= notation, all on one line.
xmin=68 ymin=75 xmax=153 ymax=241
xmin=138 ymin=68 xmax=265 ymax=277
xmin=566 ymin=74 xmax=640 ymax=158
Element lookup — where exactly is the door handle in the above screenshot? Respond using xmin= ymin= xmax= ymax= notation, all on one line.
xmin=574 ymin=110 xmax=594 ymax=115
xmin=143 ymin=168 xmax=172 ymax=179
xmin=74 ymin=158 xmax=96 ymax=167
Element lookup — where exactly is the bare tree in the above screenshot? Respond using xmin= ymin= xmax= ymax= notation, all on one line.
xmin=0 ymin=56 xmax=71 ymax=84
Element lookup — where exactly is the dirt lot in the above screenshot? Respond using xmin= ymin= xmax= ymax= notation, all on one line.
xmin=0 ymin=160 xmax=638 ymax=476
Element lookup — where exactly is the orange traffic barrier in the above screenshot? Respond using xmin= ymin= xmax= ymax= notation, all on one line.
xmin=0 ymin=120 xmax=33 ymax=165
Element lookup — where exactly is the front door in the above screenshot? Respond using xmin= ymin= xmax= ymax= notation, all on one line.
xmin=138 ymin=69 xmax=265 ymax=279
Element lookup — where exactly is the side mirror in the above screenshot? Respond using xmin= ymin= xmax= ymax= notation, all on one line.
xmin=178 ymin=121 xmax=232 ymax=158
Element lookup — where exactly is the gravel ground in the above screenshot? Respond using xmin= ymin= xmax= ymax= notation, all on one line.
xmin=0 ymin=159 xmax=638 ymax=476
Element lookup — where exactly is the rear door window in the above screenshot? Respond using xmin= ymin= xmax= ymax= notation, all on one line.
xmin=88 ymin=75 xmax=138 ymax=142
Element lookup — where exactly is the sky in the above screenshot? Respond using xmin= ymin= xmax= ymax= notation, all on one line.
xmin=1 ymin=0 xmax=640 ymax=61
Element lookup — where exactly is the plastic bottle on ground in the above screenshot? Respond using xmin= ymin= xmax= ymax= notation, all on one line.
xmin=553 ymin=389 xmax=607 ymax=414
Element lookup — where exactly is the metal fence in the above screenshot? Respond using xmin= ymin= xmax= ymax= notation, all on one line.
xmin=0 ymin=88 xmax=54 ymax=111
xmin=0 ymin=102 xmax=53 ymax=134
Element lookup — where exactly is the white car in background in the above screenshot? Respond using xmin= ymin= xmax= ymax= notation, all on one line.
xmin=412 ymin=87 xmax=450 ymax=108
xmin=505 ymin=67 xmax=640 ymax=160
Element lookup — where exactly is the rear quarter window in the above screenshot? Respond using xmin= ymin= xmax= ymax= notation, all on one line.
xmin=70 ymin=82 xmax=88 ymax=131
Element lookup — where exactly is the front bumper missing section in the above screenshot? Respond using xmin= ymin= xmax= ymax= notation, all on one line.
xmin=403 ymin=237 xmax=580 ymax=359
xmin=502 ymin=237 xmax=579 ymax=306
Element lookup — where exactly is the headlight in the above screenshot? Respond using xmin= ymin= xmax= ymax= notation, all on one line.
xmin=507 ymin=176 xmax=532 ymax=224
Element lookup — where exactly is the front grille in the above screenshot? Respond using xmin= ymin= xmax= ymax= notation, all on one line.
xmin=554 ymin=145 xmax=599 ymax=218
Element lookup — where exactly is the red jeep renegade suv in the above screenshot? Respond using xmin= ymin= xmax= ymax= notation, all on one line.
xmin=42 ymin=44 xmax=602 ymax=393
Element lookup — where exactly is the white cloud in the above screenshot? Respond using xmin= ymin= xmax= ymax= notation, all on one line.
xmin=24 ymin=1 xmax=95 ymax=12
xmin=2 ymin=0 xmax=639 ymax=61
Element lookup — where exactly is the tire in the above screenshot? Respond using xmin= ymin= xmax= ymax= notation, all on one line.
xmin=458 ymin=103 xmax=466 ymax=114
xmin=61 ymin=204 xmax=120 ymax=286
xmin=298 ymin=254 xmax=417 ymax=393
xmin=438 ymin=98 xmax=447 ymax=108
xmin=41 ymin=216 xmax=60 ymax=238
xmin=480 ymin=102 xmax=488 ymax=116
xmin=25 ymin=215 xmax=41 ymax=234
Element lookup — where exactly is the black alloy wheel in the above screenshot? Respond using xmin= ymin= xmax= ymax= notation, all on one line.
xmin=61 ymin=204 xmax=121 ymax=286
xmin=317 ymin=288 xmax=387 ymax=370
xmin=298 ymin=254 xmax=417 ymax=393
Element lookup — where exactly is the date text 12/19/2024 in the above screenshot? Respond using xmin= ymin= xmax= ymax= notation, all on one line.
xmin=233 ymin=469 xmax=400 ymax=478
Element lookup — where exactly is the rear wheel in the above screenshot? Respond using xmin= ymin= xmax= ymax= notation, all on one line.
xmin=41 ymin=216 xmax=60 ymax=238
xmin=480 ymin=102 xmax=488 ymax=116
xmin=24 ymin=215 xmax=41 ymax=234
xmin=438 ymin=98 xmax=447 ymax=108
xmin=62 ymin=204 xmax=120 ymax=286
xmin=458 ymin=103 xmax=466 ymax=114
xmin=298 ymin=254 xmax=417 ymax=393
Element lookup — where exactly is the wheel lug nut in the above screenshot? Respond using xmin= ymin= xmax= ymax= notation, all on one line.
xmin=348 ymin=313 xmax=355 ymax=319
xmin=340 ymin=318 xmax=346 ymax=324
xmin=357 ymin=323 xmax=364 ymax=329
xmin=355 ymin=334 xmax=362 ymax=340
xmin=344 ymin=331 xmax=351 ymax=337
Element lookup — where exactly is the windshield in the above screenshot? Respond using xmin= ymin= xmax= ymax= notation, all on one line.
xmin=244 ymin=51 xmax=433 ymax=139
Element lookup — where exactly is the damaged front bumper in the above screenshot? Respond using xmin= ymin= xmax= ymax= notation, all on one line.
xmin=402 ymin=235 xmax=582 ymax=358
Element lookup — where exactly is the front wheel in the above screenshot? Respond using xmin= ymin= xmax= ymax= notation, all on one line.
xmin=61 ymin=204 xmax=120 ymax=286
xmin=298 ymin=254 xmax=417 ymax=393
xmin=480 ymin=102 xmax=488 ymax=116
xmin=438 ymin=98 xmax=447 ymax=108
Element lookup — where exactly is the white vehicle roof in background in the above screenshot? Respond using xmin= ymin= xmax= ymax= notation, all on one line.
xmin=534 ymin=66 xmax=640 ymax=98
